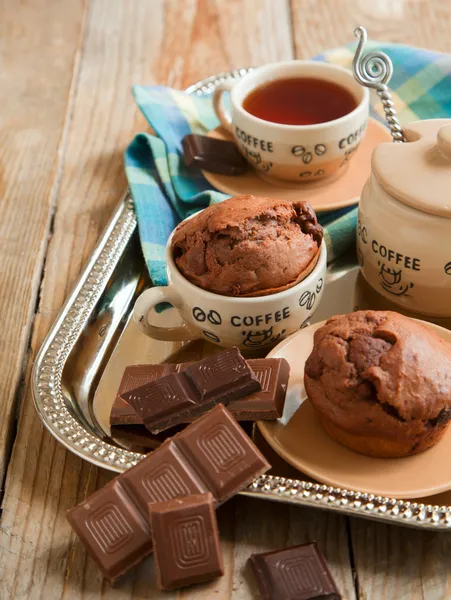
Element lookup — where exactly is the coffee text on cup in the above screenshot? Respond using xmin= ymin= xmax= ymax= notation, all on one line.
xmin=231 ymin=307 xmax=290 ymax=327
xmin=235 ymin=126 xmax=274 ymax=152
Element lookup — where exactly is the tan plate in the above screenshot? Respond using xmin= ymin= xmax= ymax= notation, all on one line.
xmin=202 ymin=117 xmax=391 ymax=212
xmin=258 ymin=319 xmax=451 ymax=499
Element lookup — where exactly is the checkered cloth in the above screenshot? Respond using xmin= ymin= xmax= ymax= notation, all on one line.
xmin=125 ymin=43 xmax=451 ymax=286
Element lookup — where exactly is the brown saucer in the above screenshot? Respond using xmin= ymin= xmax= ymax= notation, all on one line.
xmin=259 ymin=319 xmax=451 ymax=499
xmin=202 ymin=118 xmax=391 ymax=213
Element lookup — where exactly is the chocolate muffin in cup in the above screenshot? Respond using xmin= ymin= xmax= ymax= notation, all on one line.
xmin=171 ymin=195 xmax=323 ymax=297
xmin=133 ymin=194 xmax=326 ymax=350
xmin=304 ymin=310 xmax=451 ymax=458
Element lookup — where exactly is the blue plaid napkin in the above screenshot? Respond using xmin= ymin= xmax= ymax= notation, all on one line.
xmin=125 ymin=43 xmax=451 ymax=287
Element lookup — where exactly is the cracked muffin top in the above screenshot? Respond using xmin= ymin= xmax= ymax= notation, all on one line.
xmin=171 ymin=195 xmax=323 ymax=297
xmin=305 ymin=310 xmax=451 ymax=424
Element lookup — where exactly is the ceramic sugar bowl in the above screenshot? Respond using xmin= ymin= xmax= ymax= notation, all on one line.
xmin=358 ymin=119 xmax=451 ymax=317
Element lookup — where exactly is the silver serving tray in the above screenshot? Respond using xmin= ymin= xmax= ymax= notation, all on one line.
xmin=32 ymin=72 xmax=451 ymax=530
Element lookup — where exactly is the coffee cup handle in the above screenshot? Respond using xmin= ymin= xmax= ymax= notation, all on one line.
xmin=133 ymin=287 xmax=197 ymax=341
xmin=212 ymin=80 xmax=235 ymax=134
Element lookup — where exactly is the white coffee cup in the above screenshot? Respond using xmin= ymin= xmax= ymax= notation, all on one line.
xmin=134 ymin=219 xmax=327 ymax=352
xmin=213 ymin=61 xmax=369 ymax=182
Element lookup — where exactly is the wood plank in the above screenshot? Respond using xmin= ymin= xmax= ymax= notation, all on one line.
xmin=0 ymin=1 xmax=355 ymax=599
xmin=0 ymin=0 xmax=85 ymax=481
xmin=158 ymin=0 xmax=294 ymax=89
xmin=349 ymin=520 xmax=451 ymax=600
xmin=291 ymin=0 xmax=451 ymax=56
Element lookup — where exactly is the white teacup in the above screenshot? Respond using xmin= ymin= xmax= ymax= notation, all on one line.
xmin=134 ymin=222 xmax=327 ymax=352
xmin=213 ymin=61 xmax=369 ymax=182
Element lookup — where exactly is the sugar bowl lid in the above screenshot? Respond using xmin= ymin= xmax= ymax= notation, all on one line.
xmin=372 ymin=119 xmax=451 ymax=218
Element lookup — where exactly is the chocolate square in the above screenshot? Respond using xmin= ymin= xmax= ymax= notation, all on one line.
xmin=66 ymin=481 xmax=152 ymax=582
xmin=149 ymin=492 xmax=223 ymax=590
xmin=226 ymin=358 xmax=290 ymax=419
xmin=120 ymin=441 xmax=205 ymax=513
xmin=185 ymin=348 xmax=260 ymax=401
xmin=111 ymin=363 xmax=193 ymax=426
xmin=250 ymin=542 xmax=341 ymax=600
xmin=124 ymin=373 xmax=197 ymax=424
xmin=118 ymin=364 xmax=174 ymax=397
xmin=175 ymin=404 xmax=270 ymax=503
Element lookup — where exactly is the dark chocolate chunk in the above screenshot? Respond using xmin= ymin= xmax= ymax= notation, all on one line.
xmin=182 ymin=133 xmax=247 ymax=175
xmin=66 ymin=481 xmax=152 ymax=583
xmin=67 ymin=405 xmax=270 ymax=581
xmin=149 ymin=492 xmax=223 ymax=590
xmin=226 ymin=358 xmax=289 ymax=420
xmin=294 ymin=201 xmax=324 ymax=247
xmin=111 ymin=358 xmax=289 ymax=426
xmin=110 ymin=398 xmax=142 ymax=426
xmin=249 ymin=542 xmax=341 ymax=600
xmin=122 ymin=348 xmax=261 ymax=434
xmin=111 ymin=364 xmax=191 ymax=426
xmin=120 ymin=440 xmax=205 ymax=513
xmin=175 ymin=405 xmax=269 ymax=503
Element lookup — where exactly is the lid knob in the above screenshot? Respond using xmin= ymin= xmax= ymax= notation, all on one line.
xmin=437 ymin=124 xmax=451 ymax=160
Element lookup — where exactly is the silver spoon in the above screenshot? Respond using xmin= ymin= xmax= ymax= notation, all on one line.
xmin=353 ymin=26 xmax=404 ymax=142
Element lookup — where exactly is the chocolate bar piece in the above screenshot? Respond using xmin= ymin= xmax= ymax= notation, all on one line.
xmin=111 ymin=363 xmax=192 ymax=426
xmin=249 ymin=542 xmax=341 ymax=600
xmin=149 ymin=493 xmax=223 ymax=590
xmin=111 ymin=358 xmax=289 ymax=426
xmin=67 ymin=405 xmax=270 ymax=581
xmin=182 ymin=133 xmax=248 ymax=175
xmin=224 ymin=358 xmax=289 ymax=420
xmin=67 ymin=481 xmax=153 ymax=582
xmin=122 ymin=348 xmax=261 ymax=434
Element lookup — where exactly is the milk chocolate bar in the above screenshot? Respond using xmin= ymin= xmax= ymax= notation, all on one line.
xmin=249 ymin=542 xmax=341 ymax=600
xmin=149 ymin=493 xmax=223 ymax=590
xmin=111 ymin=358 xmax=289 ymax=426
xmin=122 ymin=348 xmax=261 ymax=434
xmin=182 ymin=133 xmax=247 ymax=175
xmin=67 ymin=480 xmax=153 ymax=582
xmin=67 ymin=405 xmax=270 ymax=581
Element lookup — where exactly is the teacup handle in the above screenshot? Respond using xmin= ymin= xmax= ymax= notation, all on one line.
xmin=134 ymin=287 xmax=197 ymax=341
xmin=212 ymin=80 xmax=235 ymax=134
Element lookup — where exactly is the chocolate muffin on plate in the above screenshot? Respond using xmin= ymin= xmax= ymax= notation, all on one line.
xmin=304 ymin=310 xmax=451 ymax=458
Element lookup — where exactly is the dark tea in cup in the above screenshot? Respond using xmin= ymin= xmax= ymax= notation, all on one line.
xmin=212 ymin=61 xmax=369 ymax=181
xmin=242 ymin=77 xmax=357 ymax=126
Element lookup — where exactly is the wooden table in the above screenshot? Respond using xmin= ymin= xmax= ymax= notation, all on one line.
xmin=3 ymin=1 xmax=451 ymax=598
